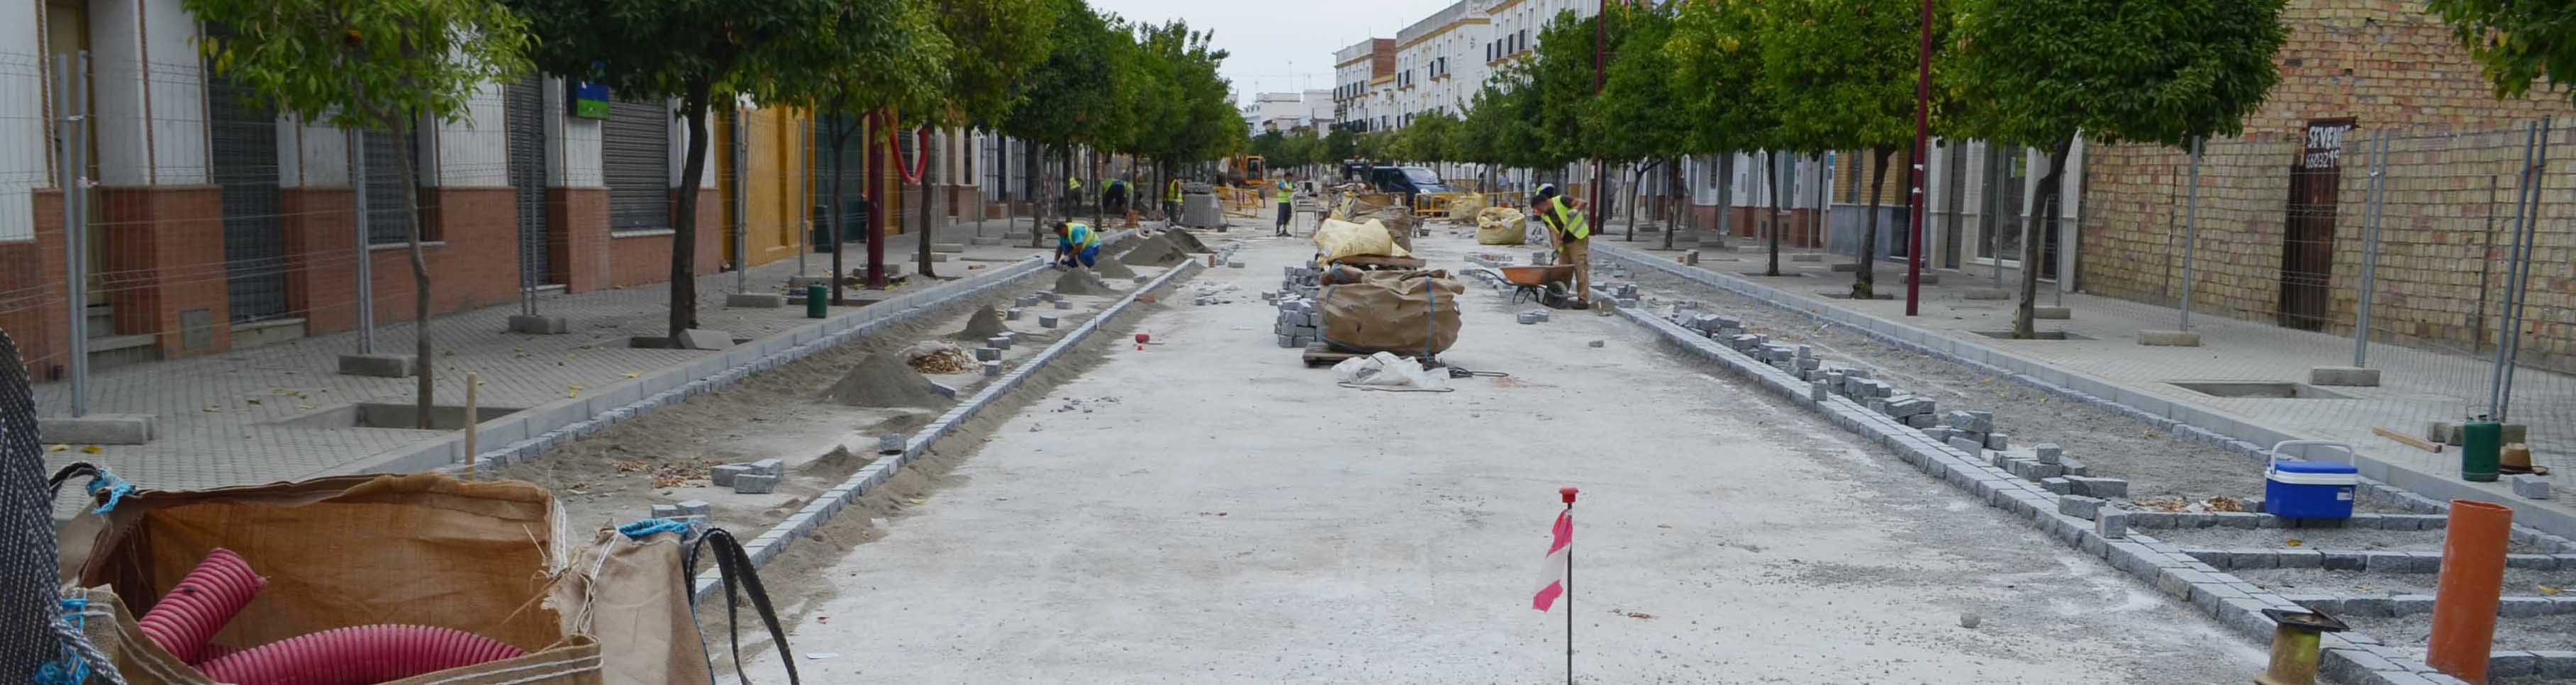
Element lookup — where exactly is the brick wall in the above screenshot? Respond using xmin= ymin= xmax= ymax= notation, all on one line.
xmin=279 ymin=186 xmax=525 ymax=335
xmin=606 ymin=189 xmax=723 ymax=289
xmin=94 ymin=186 xmax=230 ymax=358
xmin=2080 ymin=0 xmax=2576 ymax=369
xmin=2 ymin=191 xmax=71 ymax=377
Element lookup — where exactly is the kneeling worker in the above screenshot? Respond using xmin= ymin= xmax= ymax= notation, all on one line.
xmin=1053 ymin=220 xmax=1102 ymax=270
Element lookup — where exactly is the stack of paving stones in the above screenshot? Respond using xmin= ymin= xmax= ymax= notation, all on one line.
xmin=647 ymin=499 xmax=713 ymax=523
xmin=708 ymin=457 xmax=785 ymax=494
xmin=1271 ymin=297 xmax=1320 ymax=348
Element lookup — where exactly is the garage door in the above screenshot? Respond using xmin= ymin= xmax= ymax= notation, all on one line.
xmin=603 ymin=99 xmax=670 ymax=232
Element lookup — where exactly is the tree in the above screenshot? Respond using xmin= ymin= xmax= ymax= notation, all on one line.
xmin=1393 ymin=109 xmax=1461 ymax=165
xmin=1763 ymin=0 xmax=1939 ymax=299
xmin=1323 ymin=126 xmax=1359 ymax=165
xmin=1952 ymin=0 xmax=2285 ymax=337
xmin=911 ymin=0 xmax=1057 ymax=278
xmin=1592 ymin=1 xmax=1685 ymax=243
xmin=1000 ymin=0 xmax=1130 ymax=246
xmin=512 ymin=0 xmax=837 ymax=342
xmin=1669 ymin=0 xmax=1785 ymax=272
xmin=766 ymin=0 xmax=952 ymax=304
xmin=2427 ymin=0 xmax=2576 ymax=104
xmin=190 ymin=0 xmax=529 ymax=428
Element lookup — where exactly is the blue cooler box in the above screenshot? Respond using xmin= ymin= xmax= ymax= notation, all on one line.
xmin=2266 ymin=441 xmax=2359 ymax=519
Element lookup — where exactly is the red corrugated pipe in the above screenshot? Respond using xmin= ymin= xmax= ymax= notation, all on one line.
xmin=137 ymin=547 xmax=265 ymax=663
xmin=196 ymin=625 xmax=525 ymax=685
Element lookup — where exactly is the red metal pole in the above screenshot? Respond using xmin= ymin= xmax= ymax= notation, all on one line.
xmin=1904 ymin=0 xmax=1932 ymax=316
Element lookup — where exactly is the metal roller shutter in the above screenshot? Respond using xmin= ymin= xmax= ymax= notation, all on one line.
xmin=505 ymin=77 xmax=553 ymax=285
xmin=359 ymin=128 xmax=413 ymax=245
xmin=603 ymin=99 xmax=671 ymax=232
xmin=205 ymin=58 xmax=288 ymax=323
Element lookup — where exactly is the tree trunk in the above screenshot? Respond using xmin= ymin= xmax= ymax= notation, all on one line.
xmin=918 ymin=127 xmax=940 ymax=279
xmin=389 ymin=118 xmax=435 ymax=428
xmin=1855 ymin=147 xmax=1892 ymax=299
xmin=1765 ymin=150 xmax=1783 ymax=276
xmin=1027 ymin=141 xmax=1044 ymax=247
xmin=1714 ymin=154 xmax=1734 ymax=250
xmin=1626 ymin=163 xmax=1646 ymax=241
xmin=2014 ymin=139 xmax=2075 ymax=339
xmin=828 ymin=118 xmax=854 ymax=306
xmin=669 ymin=84 xmax=710 ymax=342
xmin=1663 ymin=157 xmax=1683 ymax=250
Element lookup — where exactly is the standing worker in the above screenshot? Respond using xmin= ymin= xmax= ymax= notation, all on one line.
xmin=1065 ymin=175 xmax=1083 ymax=216
xmin=1273 ymin=173 xmax=1298 ymax=237
xmin=1105 ymin=177 xmax=1130 ymax=218
xmin=1166 ymin=176 xmax=1185 ymax=225
xmin=1532 ymin=184 xmax=1592 ymax=309
xmin=1052 ymin=220 xmax=1102 ymax=271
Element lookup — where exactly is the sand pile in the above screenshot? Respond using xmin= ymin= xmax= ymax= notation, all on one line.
xmin=949 ymin=305 xmax=1008 ymax=340
xmin=1054 ymin=268 xmax=1113 ymax=296
xmin=1118 ymin=235 xmax=1188 ymax=267
xmin=1091 ymin=256 xmax=1137 ymax=278
xmin=1156 ymin=228 xmax=1212 ymax=254
xmin=823 ymin=352 xmax=952 ymax=408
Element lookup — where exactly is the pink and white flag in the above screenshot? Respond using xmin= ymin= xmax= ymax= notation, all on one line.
xmin=1532 ymin=508 xmax=1572 ymax=611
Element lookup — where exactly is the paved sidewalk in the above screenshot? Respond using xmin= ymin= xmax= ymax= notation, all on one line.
xmin=36 ymin=219 xmax=1059 ymax=494
xmin=1597 ymin=237 xmax=2576 ymax=531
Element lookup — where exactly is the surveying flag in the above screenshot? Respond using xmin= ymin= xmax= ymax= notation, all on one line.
xmin=1532 ymin=508 xmax=1571 ymax=611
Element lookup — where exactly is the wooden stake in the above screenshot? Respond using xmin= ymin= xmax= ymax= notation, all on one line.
xmin=463 ymin=372 xmax=479 ymax=478
xmin=2373 ymin=426 xmax=2443 ymax=453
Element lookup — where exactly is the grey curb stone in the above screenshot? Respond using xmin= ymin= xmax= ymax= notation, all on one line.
xmin=2058 ymin=495 xmax=2107 ymax=520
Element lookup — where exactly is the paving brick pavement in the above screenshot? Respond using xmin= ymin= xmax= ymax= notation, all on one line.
xmin=35 ymin=220 xmax=1062 ymax=495
xmin=1603 ymin=237 xmax=2576 ymax=527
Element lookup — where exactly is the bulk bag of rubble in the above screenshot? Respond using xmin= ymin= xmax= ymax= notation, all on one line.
xmin=1319 ymin=269 xmax=1466 ymax=355
xmin=50 ymin=472 xmax=621 ymax=684
xmin=1315 ymin=217 xmax=1412 ymax=264
xmin=1475 ymin=206 xmax=1529 ymax=245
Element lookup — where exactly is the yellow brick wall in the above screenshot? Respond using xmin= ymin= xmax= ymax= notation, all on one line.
xmin=2080 ymin=0 xmax=2576 ymax=369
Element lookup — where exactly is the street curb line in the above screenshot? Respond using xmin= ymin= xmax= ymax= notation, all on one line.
xmin=1593 ymin=242 xmax=2576 ymax=544
xmin=1608 ymin=302 xmax=2482 ymax=685
xmin=689 ymin=242 xmax=1232 ymax=601
xmin=363 ymin=233 xmax=1142 ymax=477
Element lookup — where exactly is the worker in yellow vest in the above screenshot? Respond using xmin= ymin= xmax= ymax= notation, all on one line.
xmin=1532 ymin=184 xmax=1592 ymax=308
xmin=1165 ymin=177 xmax=1185 ymax=225
xmin=1272 ymin=173 xmax=1297 ymax=237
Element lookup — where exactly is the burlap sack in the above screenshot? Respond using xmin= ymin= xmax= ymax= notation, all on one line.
xmin=53 ymin=474 xmax=603 ymax=684
xmin=1320 ymin=269 xmax=1466 ymax=355
xmin=557 ymin=527 xmax=717 ymax=685
xmin=1476 ymin=206 xmax=1529 ymax=245
xmin=1314 ymin=218 xmax=1411 ymax=264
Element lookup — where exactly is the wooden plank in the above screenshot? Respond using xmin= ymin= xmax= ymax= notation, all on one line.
xmin=2373 ymin=426 xmax=2444 ymax=453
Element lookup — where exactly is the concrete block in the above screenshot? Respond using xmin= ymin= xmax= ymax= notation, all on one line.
xmin=988 ymin=335 xmax=1014 ymax=350
xmin=1040 ymin=316 xmax=1061 ymax=328
xmin=932 ymin=243 xmax=967 ymax=254
xmin=2066 ymin=476 xmax=2129 ymax=499
xmin=983 ymin=360 xmax=1003 ymax=377
xmin=649 ymin=503 xmax=681 ymax=518
xmin=1829 ymin=262 xmax=1861 ymax=272
xmin=2028 ymin=462 xmax=2065 ymax=479
xmin=679 ymin=328 xmax=735 ymax=350
xmin=2139 ymin=329 xmax=2202 ymax=347
xmin=674 ymin=499 xmax=713 ymax=517
xmin=1905 ymin=413 xmax=1936 ymax=428
xmin=2277 ymin=549 xmax=2324 ymax=569
xmin=732 ymin=473 xmax=780 ymax=494
xmin=2032 ymin=306 xmax=2070 ymax=320
xmin=508 ymin=314 xmax=571 ymax=333
xmin=2059 ymin=495 xmax=2108 ymax=520
xmin=2390 ymin=594 xmax=2436 ymax=615
xmin=710 ymin=464 xmax=753 ymax=486
xmin=1964 ymin=288 xmax=2010 ymax=300
xmin=1947 ymin=436 xmax=1986 ymax=455
xmin=2097 ymin=510 xmax=2131 ymax=539
xmin=748 ymin=458 xmax=784 ymax=476
xmin=2060 ymin=458 xmax=2089 ymax=477
xmin=1519 ymin=311 xmax=1546 ymax=325
xmin=1054 ymin=300 xmax=1074 ymax=310
xmin=1004 ymin=307 xmax=1024 ymax=321
xmin=1790 ymin=253 xmax=1823 ymax=262
xmin=2512 ymin=474 xmax=2552 ymax=500
xmin=2501 ymin=596 xmax=2555 ymax=618
xmin=38 ymin=414 xmax=158 ymax=445
xmin=1277 ymin=335 xmax=1300 ymax=348
xmin=2321 ymin=552 xmax=2368 ymax=571
xmin=338 ymin=353 xmax=418 ymax=377
xmin=1985 ymin=433 xmax=2009 ymax=450
xmin=974 ymin=347 xmax=1001 ymax=362
xmin=2041 ymin=477 xmax=2072 ymax=494
xmin=2034 ymin=442 xmax=2063 ymax=464
xmin=2308 ymin=366 xmax=2382 ymax=386
xmin=725 ymin=293 xmax=787 ymax=308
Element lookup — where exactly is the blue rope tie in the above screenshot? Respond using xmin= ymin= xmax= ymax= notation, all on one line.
xmin=87 ymin=471 xmax=132 ymax=514
xmin=617 ymin=517 xmax=694 ymax=541
xmin=35 ymin=598 xmax=91 ymax=685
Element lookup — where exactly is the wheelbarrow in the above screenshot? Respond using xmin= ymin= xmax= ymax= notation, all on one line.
xmin=1499 ymin=264 xmax=1579 ymax=308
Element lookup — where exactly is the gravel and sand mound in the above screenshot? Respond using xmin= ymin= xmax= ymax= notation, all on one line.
xmin=1090 ymin=256 xmax=1137 ymax=278
xmin=1053 ymin=268 xmax=1113 ymax=296
xmin=823 ymin=352 xmax=952 ymax=408
xmin=1156 ymin=228 xmax=1212 ymax=253
xmin=1118 ymin=235 xmax=1188 ymax=267
xmin=949 ymin=306 xmax=1008 ymax=340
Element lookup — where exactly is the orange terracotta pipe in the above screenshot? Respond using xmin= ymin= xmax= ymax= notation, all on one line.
xmin=2428 ymin=499 xmax=2514 ymax=684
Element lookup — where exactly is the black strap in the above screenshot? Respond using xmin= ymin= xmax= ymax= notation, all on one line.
xmin=685 ymin=528 xmax=801 ymax=685
xmin=46 ymin=462 xmax=99 ymax=503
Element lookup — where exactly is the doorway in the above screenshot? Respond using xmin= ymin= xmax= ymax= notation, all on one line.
xmin=2279 ymin=119 xmax=2353 ymax=331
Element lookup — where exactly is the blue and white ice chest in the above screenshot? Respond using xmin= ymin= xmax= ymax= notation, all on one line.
xmin=2265 ymin=440 xmax=2358 ymax=520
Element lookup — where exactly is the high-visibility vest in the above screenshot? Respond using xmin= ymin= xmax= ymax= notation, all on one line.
xmin=1067 ymin=177 xmax=1081 ymax=191
xmin=1063 ymin=222 xmax=1100 ymax=249
xmin=1273 ymin=181 xmax=1292 ymax=204
xmin=1168 ymin=179 xmax=1183 ymax=202
xmin=1546 ymin=195 xmax=1590 ymax=241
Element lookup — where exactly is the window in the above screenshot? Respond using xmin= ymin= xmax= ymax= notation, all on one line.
xmin=359 ymin=127 xmax=420 ymax=245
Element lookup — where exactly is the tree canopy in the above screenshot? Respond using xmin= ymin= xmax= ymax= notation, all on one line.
xmin=2426 ymin=0 xmax=2576 ymax=105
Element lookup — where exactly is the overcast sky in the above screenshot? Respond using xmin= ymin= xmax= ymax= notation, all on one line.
xmin=1091 ymin=0 xmax=1466 ymax=100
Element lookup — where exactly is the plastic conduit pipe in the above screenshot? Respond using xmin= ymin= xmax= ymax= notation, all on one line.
xmin=136 ymin=547 xmax=264 ymax=663
xmin=2428 ymin=499 xmax=2514 ymax=683
xmin=196 ymin=625 xmax=525 ymax=685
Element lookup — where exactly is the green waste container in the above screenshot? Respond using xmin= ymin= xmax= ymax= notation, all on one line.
xmin=805 ymin=284 xmax=828 ymax=319
xmin=2463 ymin=418 xmax=2502 ymax=482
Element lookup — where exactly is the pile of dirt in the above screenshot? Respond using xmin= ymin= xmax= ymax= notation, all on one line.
xmin=1054 ymin=268 xmax=1113 ymax=296
xmin=823 ymin=352 xmax=953 ymax=408
xmin=903 ymin=341 xmax=976 ymax=374
xmin=1091 ymin=256 xmax=1137 ymax=278
xmin=1119 ymin=235 xmax=1188 ymax=267
xmin=950 ymin=306 xmax=1008 ymax=340
xmin=1156 ymin=229 xmax=1212 ymax=254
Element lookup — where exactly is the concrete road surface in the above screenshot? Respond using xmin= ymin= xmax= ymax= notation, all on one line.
xmin=738 ymin=233 xmax=2272 ymax=684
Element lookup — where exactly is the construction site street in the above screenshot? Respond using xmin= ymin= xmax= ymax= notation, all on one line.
xmin=736 ymin=231 xmax=2267 ymax=684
